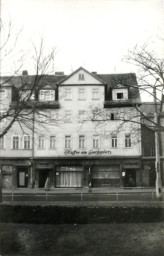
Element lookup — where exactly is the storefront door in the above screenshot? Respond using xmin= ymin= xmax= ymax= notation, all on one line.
xmin=123 ymin=169 xmax=136 ymax=187
xmin=17 ymin=168 xmax=28 ymax=188
xmin=39 ymin=170 xmax=49 ymax=188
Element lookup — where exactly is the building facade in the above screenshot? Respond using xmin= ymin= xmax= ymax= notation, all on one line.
xmin=0 ymin=67 xmax=143 ymax=189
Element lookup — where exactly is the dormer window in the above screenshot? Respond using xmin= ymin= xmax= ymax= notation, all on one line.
xmin=79 ymin=73 xmax=84 ymax=80
xmin=117 ymin=93 xmax=123 ymax=99
xmin=112 ymin=88 xmax=128 ymax=101
xmin=39 ymin=90 xmax=55 ymax=101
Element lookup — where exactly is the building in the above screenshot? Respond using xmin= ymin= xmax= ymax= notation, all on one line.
xmin=0 ymin=67 xmax=143 ymax=189
xmin=140 ymin=101 xmax=164 ymax=187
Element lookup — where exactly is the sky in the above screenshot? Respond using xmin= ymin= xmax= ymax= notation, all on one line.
xmin=1 ymin=0 xmax=164 ymax=100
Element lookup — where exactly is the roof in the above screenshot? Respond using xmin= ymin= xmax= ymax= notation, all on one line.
xmin=140 ymin=102 xmax=161 ymax=114
xmin=96 ymin=73 xmax=140 ymax=101
xmin=1 ymin=68 xmax=140 ymax=101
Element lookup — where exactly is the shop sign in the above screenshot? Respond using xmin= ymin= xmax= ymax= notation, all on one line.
xmin=2 ymin=165 xmax=13 ymax=174
xmin=64 ymin=149 xmax=111 ymax=156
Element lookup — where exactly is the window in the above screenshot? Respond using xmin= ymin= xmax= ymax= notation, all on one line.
xmin=78 ymin=110 xmax=86 ymax=122
xmin=125 ymin=134 xmax=131 ymax=147
xmin=38 ymin=136 xmax=45 ymax=149
xmin=117 ymin=93 xmax=123 ymax=99
xmin=112 ymin=135 xmax=117 ymax=148
xmin=50 ymin=136 xmax=56 ymax=149
xmin=0 ymin=137 xmax=4 ymax=149
xmin=92 ymin=88 xmax=99 ymax=100
xmin=21 ymin=90 xmax=35 ymax=101
xmin=111 ymin=113 xmax=114 ymax=120
xmin=79 ymin=73 xmax=84 ymax=80
xmin=64 ymin=88 xmax=72 ymax=100
xmin=93 ymin=135 xmax=99 ymax=149
xmin=65 ymin=135 xmax=71 ymax=149
xmin=24 ymin=135 xmax=31 ymax=149
xmin=39 ymin=90 xmax=55 ymax=101
xmin=64 ymin=110 xmax=72 ymax=123
xmin=0 ymin=111 xmax=6 ymax=123
xmin=79 ymin=135 xmax=85 ymax=149
xmin=151 ymin=148 xmax=155 ymax=156
xmin=78 ymin=88 xmax=86 ymax=100
xmin=0 ymin=89 xmax=6 ymax=100
xmin=12 ymin=136 xmax=19 ymax=149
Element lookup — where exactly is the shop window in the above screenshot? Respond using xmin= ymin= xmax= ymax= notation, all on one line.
xmin=92 ymin=88 xmax=99 ymax=100
xmin=64 ymin=110 xmax=72 ymax=123
xmin=64 ymin=88 xmax=72 ymax=100
xmin=50 ymin=136 xmax=56 ymax=149
xmin=65 ymin=135 xmax=71 ymax=149
xmin=78 ymin=88 xmax=86 ymax=100
xmin=79 ymin=73 xmax=84 ymax=80
xmin=125 ymin=134 xmax=131 ymax=147
xmin=12 ymin=136 xmax=20 ymax=149
xmin=79 ymin=135 xmax=85 ymax=149
xmin=0 ymin=137 xmax=4 ymax=149
xmin=23 ymin=135 xmax=31 ymax=149
xmin=93 ymin=135 xmax=99 ymax=149
xmin=38 ymin=136 xmax=45 ymax=149
xmin=39 ymin=90 xmax=55 ymax=101
xmin=112 ymin=135 xmax=117 ymax=148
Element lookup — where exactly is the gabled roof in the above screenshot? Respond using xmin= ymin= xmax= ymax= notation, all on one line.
xmin=58 ymin=66 xmax=105 ymax=85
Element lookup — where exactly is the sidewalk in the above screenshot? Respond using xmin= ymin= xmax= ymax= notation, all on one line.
xmin=2 ymin=187 xmax=162 ymax=194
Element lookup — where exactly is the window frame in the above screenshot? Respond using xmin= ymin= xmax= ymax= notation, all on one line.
xmin=125 ymin=134 xmax=131 ymax=148
xmin=38 ymin=135 xmax=45 ymax=149
xmin=92 ymin=88 xmax=99 ymax=100
xmin=117 ymin=92 xmax=124 ymax=99
xmin=65 ymin=135 xmax=71 ymax=149
xmin=78 ymin=88 xmax=86 ymax=100
xmin=64 ymin=88 xmax=72 ymax=101
xmin=78 ymin=110 xmax=86 ymax=122
xmin=79 ymin=73 xmax=85 ymax=80
xmin=12 ymin=135 xmax=20 ymax=150
xmin=79 ymin=135 xmax=85 ymax=149
xmin=39 ymin=89 xmax=55 ymax=102
xmin=50 ymin=136 xmax=56 ymax=149
xmin=23 ymin=135 xmax=31 ymax=150
xmin=112 ymin=135 xmax=117 ymax=148
xmin=93 ymin=135 xmax=100 ymax=149
xmin=0 ymin=137 xmax=5 ymax=149
xmin=64 ymin=110 xmax=72 ymax=123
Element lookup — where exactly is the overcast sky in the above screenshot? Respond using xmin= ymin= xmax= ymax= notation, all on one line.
xmin=1 ymin=0 xmax=164 ymax=79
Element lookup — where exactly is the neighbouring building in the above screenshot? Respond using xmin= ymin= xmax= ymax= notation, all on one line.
xmin=140 ymin=101 xmax=164 ymax=187
xmin=0 ymin=67 xmax=145 ymax=189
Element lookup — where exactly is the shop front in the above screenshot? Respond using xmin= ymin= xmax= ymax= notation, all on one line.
xmin=1 ymin=165 xmax=13 ymax=189
xmin=92 ymin=165 xmax=121 ymax=187
xmin=17 ymin=166 xmax=29 ymax=188
xmin=55 ymin=166 xmax=83 ymax=188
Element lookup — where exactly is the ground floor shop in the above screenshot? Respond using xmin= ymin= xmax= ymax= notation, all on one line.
xmin=1 ymin=157 xmax=158 ymax=189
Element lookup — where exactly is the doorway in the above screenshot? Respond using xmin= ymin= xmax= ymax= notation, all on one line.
xmin=39 ymin=170 xmax=49 ymax=188
xmin=17 ymin=168 xmax=28 ymax=188
xmin=123 ymin=169 xmax=136 ymax=187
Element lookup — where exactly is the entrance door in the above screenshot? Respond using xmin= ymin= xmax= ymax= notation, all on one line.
xmin=124 ymin=170 xmax=136 ymax=187
xmin=39 ymin=170 xmax=49 ymax=188
xmin=17 ymin=168 xmax=28 ymax=188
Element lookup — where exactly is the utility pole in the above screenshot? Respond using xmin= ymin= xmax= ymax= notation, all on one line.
xmin=153 ymin=83 xmax=163 ymax=199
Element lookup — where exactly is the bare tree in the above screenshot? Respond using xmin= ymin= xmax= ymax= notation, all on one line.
xmin=0 ymin=20 xmax=57 ymax=138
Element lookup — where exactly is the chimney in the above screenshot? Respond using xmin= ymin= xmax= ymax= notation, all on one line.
xmin=22 ymin=70 xmax=28 ymax=76
xmin=55 ymin=72 xmax=64 ymax=76
xmin=92 ymin=72 xmax=97 ymax=75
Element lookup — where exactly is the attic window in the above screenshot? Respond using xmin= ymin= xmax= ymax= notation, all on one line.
xmin=39 ymin=90 xmax=55 ymax=101
xmin=79 ymin=74 xmax=84 ymax=80
xmin=117 ymin=93 xmax=123 ymax=99
xmin=111 ymin=113 xmax=114 ymax=120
